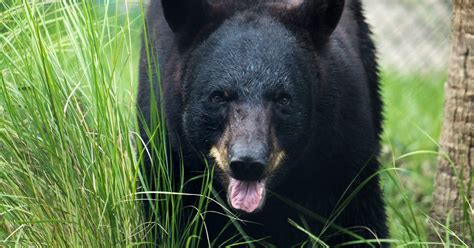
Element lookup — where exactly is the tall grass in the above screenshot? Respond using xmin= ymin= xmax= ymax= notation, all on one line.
xmin=1 ymin=1 xmax=472 ymax=247
xmin=381 ymin=71 xmax=473 ymax=247
xmin=0 ymin=1 xmax=223 ymax=246
xmin=0 ymin=1 xmax=149 ymax=246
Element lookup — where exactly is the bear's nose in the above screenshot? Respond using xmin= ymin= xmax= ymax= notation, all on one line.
xmin=229 ymin=156 xmax=266 ymax=181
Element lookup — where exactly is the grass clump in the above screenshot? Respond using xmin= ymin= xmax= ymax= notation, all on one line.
xmin=380 ymin=70 xmax=445 ymax=244
xmin=1 ymin=1 xmax=146 ymax=246
xmin=1 ymin=1 xmax=219 ymax=246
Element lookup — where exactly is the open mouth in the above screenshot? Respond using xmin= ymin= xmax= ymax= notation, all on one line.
xmin=228 ymin=177 xmax=266 ymax=213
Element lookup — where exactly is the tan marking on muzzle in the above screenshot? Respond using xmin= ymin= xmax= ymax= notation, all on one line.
xmin=210 ymin=146 xmax=228 ymax=171
xmin=269 ymin=150 xmax=286 ymax=172
xmin=209 ymin=127 xmax=231 ymax=171
xmin=267 ymin=128 xmax=286 ymax=172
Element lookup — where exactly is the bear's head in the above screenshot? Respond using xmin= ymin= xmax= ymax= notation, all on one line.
xmin=162 ymin=0 xmax=345 ymax=213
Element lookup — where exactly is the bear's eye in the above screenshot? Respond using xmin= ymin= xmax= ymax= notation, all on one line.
xmin=275 ymin=93 xmax=291 ymax=106
xmin=210 ymin=91 xmax=229 ymax=104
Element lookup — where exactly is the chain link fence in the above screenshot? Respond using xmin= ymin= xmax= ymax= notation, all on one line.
xmin=365 ymin=0 xmax=451 ymax=74
xmin=120 ymin=0 xmax=452 ymax=75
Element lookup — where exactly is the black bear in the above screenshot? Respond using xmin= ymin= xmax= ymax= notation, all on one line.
xmin=138 ymin=0 xmax=387 ymax=246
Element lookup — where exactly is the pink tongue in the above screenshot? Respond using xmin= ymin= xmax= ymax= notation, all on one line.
xmin=228 ymin=178 xmax=265 ymax=213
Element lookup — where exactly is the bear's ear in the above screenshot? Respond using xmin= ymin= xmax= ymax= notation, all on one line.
xmin=162 ymin=0 xmax=221 ymax=34
xmin=273 ymin=0 xmax=345 ymax=41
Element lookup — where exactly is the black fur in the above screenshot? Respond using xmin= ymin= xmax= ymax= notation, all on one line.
xmin=138 ymin=0 xmax=387 ymax=246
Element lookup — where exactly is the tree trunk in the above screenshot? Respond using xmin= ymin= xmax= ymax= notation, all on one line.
xmin=431 ymin=0 xmax=473 ymax=245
